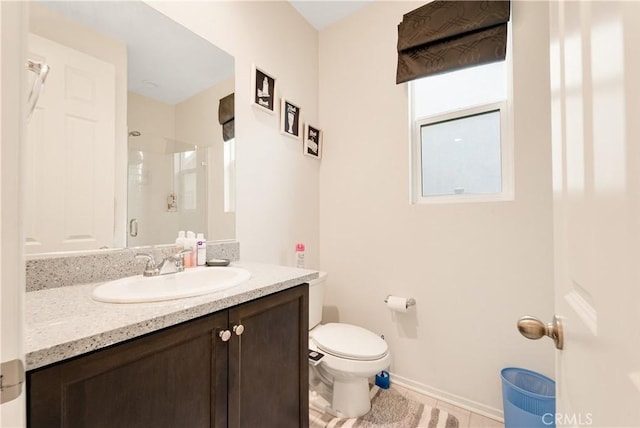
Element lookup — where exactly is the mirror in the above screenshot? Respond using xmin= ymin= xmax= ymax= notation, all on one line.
xmin=25 ymin=1 xmax=235 ymax=254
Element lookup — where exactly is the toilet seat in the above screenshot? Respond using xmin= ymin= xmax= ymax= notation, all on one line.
xmin=311 ymin=323 xmax=388 ymax=361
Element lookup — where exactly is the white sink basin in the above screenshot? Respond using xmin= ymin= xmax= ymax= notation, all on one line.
xmin=92 ymin=266 xmax=251 ymax=303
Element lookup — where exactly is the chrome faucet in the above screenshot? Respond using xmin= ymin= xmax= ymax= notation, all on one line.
xmin=135 ymin=249 xmax=192 ymax=277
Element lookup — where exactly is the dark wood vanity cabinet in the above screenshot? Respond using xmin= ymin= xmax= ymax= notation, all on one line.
xmin=27 ymin=285 xmax=309 ymax=428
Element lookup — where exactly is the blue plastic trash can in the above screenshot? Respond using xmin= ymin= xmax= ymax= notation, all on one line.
xmin=501 ymin=367 xmax=556 ymax=428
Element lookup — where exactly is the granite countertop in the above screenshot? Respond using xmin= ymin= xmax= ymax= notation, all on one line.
xmin=26 ymin=261 xmax=318 ymax=371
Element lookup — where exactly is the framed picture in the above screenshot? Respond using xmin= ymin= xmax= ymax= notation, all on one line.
xmin=280 ymin=99 xmax=301 ymax=139
xmin=303 ymin=124 xmax=322 ymax=159
xmin=252 ymin=65 xmax=276 ymax=114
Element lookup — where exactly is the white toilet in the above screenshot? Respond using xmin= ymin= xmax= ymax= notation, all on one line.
xmin=308 ymin=272 xmax=391 ymax=418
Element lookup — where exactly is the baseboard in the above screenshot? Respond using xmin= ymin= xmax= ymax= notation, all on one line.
xmin=389 ymin=372 xmax=505 ymax=422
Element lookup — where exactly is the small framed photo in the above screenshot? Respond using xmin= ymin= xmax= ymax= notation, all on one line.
xmin=280 ymin=99 xmax=301 ymax=139
xmin=252 ymin=65 xmax=276 ymax=114
xmin=303 ymin=124 xmax=322 ymax=159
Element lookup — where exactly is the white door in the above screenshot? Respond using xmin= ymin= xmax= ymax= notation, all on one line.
xmin=1 ymin=2 xmax=26 ymax=426
xmin=550 ymin=1 xmax=640 ymax=426
xmin=25 ymin=34 xmax=115 ymax=253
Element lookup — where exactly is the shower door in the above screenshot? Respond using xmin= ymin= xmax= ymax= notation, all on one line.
xmin=126 ymin=141 xmax=207 ymax=247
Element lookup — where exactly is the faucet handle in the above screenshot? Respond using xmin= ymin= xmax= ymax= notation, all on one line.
xmin=134 ymin=252 xmax=159 ymax=276
xmin=134 ymin=252 xmax=156 ymax=265
xmin=175 ymin=248 xmax=192 ymax=257
xmin=169 ymin=249 xmax=192 ymax=272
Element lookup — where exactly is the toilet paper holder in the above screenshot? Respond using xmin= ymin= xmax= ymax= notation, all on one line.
xmin=384 ymin=295 xmax=416 ymax=309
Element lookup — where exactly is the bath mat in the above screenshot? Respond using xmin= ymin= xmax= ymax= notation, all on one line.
xmin=309 ymin=385 xmax=459 ymax=428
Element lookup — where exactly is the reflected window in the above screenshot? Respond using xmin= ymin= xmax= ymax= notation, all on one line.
xmin=224 ymin=139 xmax=236 ymax=213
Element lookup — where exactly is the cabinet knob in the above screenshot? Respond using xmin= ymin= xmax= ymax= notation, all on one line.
xmin=233 ymin=324 xmax=245 ymax=336
xmin=219 ymin=330 xmax=232 ymax=342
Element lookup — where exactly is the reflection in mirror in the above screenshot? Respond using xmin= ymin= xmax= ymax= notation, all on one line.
xmin=126 ymin=130 xmax=207 ymax=247
xmin=25 ymin=1 xmax=235 ymax=254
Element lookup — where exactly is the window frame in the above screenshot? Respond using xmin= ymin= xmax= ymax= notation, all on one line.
xmin=410 ymin=100 xmax=513 ymax=205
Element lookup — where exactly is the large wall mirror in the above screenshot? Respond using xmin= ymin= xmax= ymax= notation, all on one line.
xmin=25 ymin=1 xmax=235 ymax=254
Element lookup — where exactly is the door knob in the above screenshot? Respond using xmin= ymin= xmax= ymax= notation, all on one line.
xmin=517 ymin=315 xmax=564 ymax=350
xmin=219 ymin=330 xmax=232 ymax=342
xmin=233 ymin=324 xmax=244 ymax=336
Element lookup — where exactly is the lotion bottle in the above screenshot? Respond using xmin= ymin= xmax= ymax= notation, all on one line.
xmin=185 ymin=231 xmax=196 ymax=268
xmin=196 ymin=233 xmax=206 ymax=266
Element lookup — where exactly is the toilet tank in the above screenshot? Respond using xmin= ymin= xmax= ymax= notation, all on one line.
xmin=308 ymin=272 xmax=327 ymax=329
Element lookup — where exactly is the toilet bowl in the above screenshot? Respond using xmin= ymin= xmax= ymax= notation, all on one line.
xmin=308 ymin=273 xmax=391 ymax=418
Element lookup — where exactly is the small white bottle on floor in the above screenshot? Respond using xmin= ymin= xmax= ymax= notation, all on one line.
xmin=295 ymin=243 xmax=305 ymax=268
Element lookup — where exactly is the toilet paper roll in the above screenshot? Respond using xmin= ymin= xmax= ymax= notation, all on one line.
xmin=386 ymin=296 xmax=408 ymax=313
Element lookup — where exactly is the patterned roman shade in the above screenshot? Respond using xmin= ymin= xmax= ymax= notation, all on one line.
xmin=218 ymin=92 xmax=235 ymax=141
xmin=396 ymin=0 xmax=510 ymax=84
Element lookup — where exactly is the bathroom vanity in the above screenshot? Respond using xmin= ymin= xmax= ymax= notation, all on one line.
xmin=25 ymin=263 xmax=315 ymax=428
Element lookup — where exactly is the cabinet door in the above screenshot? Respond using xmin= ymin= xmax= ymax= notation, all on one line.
xmin=27 ymin=312 xmax=228 ymax=428
xmin=228 ymin=285 xmax=309 ymax=428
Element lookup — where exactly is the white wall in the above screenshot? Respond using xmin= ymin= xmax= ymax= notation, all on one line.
xmin=318 ymin=1 xmax=554 ymax=417
xmin=150 ymin=1 xmax=320 ymax=268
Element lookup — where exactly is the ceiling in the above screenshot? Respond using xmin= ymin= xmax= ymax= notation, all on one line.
xmin=289 ymin=1 xmax=374 ymax=30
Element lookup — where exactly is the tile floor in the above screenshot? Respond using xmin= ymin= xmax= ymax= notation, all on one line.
xmin=391 ymin=384 xmax=504 ymax=428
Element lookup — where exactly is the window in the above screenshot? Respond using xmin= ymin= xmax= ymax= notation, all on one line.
xmin=410 ymin=61 xmax=512 ymax=204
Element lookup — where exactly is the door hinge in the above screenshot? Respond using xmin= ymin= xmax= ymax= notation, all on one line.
xmin=0 ymin=359 xmax=25 ymax=404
